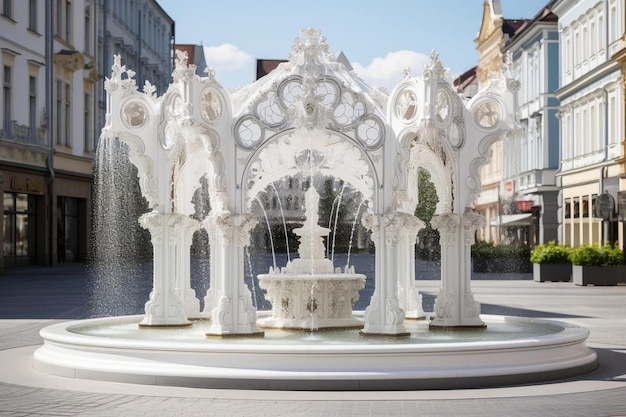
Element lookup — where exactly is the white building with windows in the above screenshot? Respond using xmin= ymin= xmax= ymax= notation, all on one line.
xmin=0 ymin=0 xmax=175 ymax=271
xmin=502 ymin=5 xmax=561 ymax=246
xmin=0 ymin=0 xmax=98 ymax=270
xmin=553 ymin=0 xmax=624 ymax=247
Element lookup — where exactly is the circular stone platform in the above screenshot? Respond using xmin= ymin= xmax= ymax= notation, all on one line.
xmin=33 ymin=314 xmax=597 ymax=390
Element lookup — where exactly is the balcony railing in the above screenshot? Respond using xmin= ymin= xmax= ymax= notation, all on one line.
xmin=0 ymin=121 xmax=48 ymax=147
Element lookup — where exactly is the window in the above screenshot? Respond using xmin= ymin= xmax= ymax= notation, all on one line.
xmin=2 ymin=0 xmax=12 ymax=19
xmin=3 ymin=192 xmax=38 ymax=267
xmin=84 ymin=2 xmax=91 ymax=54
xmin=64 ymin=83 xmax=71 ymax=146
xmin=55 ymin=0 xmax=62 ymax=36
xmin=609 ymin=2 xmax=617 ymax=43
xmin=3 ymin=65 xmax=12 ymax=138
xmin=84 ymin=92 xmax=90 ymax=152
xmin=55 ymin=79 xmax=62 ymax=144
xmin=65 ymin=0 xmax=71 ymax=41
xmin=29 ymin=76 xmax=36 ymax=143
xmin=54 ymin=0 xmax=72 ymax=41
xmin=28 ymin=0 xmax=37 ymax=31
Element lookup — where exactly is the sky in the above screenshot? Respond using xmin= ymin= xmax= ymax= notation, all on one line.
xmin=157 ymin=0 xmax=550 ymax=91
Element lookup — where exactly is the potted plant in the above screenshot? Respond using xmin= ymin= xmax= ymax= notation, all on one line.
xmin=569 ymin=243 xmax=623 ymax=286
xmin=530 ymin=241 xmax=571 ymax=282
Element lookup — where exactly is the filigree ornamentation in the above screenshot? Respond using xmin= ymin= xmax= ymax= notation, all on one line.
xmin=104 ymin=55 xmax=138 ymax=95
xmin=422 ymin=50 xmax=447 ymax=81
xmin=246 ymin=129 xmax=375 ymax=205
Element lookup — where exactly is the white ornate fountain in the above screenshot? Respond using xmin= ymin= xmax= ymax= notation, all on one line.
xmin=33 ymin=28 xmax=597 ymax=389
xmin=257 ymin=187 xmax=365 ymax=330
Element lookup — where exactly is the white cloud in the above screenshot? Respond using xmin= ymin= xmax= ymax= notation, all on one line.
xmin=203 ymin=44 xmax=253 ymax=70
xmin=352 ymin=50 xmax=431 ymax=91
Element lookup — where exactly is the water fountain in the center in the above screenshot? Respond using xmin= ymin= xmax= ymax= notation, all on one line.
xmin=33 ymin=28 xmax=597 ymax=390
xmin=257 ymin=187 xmax=365 ymax=330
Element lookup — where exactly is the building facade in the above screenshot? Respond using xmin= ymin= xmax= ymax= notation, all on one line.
xmin=473 ymin=0 xmax=528 ymax=243
xmin=553 ymin=0 xmax=624 ymax=248
xmin=0 ymin=0 xmax=97 ymax=270
xmin=502 ymin=4 xmax=561 ymax=246
xmin=0 ymin=0 xmax=175 ymax=271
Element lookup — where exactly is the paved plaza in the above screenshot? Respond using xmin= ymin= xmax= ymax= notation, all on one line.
xmin=0 ymin=263 xmax=625 ymax=416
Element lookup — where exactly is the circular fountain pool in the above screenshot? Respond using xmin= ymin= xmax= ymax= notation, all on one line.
xmin=34 ymin=314 xmax=597 ymax=390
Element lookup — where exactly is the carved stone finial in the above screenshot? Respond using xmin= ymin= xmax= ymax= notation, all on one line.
xmin=204 ymin=66 xmax=216 ymax=81
xmin=423 ymin=49 xmax=446 ymax=81
xmin=172 ymin=50 xmax=196 ymax=81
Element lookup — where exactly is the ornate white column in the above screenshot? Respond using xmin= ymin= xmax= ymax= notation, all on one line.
xmin=206 ymin=211 xmax=263 ymax=337
xmin=361 ymin=212 xmax=409 ymax=336
xmin=138 ymin=212 xmax=190 ymax=327
xmin=396 ymin=214 xmax=426 ymax=319
xmin=430 ymin=212 xmax=485 ymax=328
xmin=177 ymin=217 xmax=202 ymax=319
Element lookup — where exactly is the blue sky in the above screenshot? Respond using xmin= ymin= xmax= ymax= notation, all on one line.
xmin=158 ymin=0 xmax=549 ymax=91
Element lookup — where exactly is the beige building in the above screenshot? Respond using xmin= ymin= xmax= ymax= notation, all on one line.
xmin=553 ymin=0 xmax=624 ymax=248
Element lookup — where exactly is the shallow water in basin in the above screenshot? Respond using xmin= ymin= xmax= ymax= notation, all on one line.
xmin=68 ymin=316 xmax=564 ymax=346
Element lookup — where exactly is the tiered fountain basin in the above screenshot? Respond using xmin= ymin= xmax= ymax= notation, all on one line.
xmin=34 ymin=314 xmax=597 ymax=390
xmin=257 ymin=269 xmax=366 ymax=330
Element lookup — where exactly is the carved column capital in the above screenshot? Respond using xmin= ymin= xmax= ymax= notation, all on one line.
xmin=381 ymin=211 xmax=425 ymax=246
xmin=431 ymin=212 xmax=460 ymax=245
xmin=139 ymin=211 xmax=189 ymax=244
xmin=462 ymin=211 xmax=485 ymax=245
xmin=208 ymin=210 xmax=258 ymax=247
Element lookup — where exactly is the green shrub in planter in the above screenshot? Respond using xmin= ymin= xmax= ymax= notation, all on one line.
xmin=531 ymin=241 xmax=571 ymax=282
xmin=530 ymin=241 xmax=571 ymax=264
xmin=600 ymin=243 xmax=625 ymax=266
xmin=569 ymin=243 xmax=624 ymax=266
xmin=569 ymin=245 xmax=604 ymax=266
xmin=570 ymin=243 xmax=624 ymax=286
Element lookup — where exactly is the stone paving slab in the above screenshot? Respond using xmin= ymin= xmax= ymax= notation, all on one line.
xmin=0 ymin=264 xmax=626 ymax=416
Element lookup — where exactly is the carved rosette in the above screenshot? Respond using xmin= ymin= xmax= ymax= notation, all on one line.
xmin=430 ymin=213 xmax=460 ymax=245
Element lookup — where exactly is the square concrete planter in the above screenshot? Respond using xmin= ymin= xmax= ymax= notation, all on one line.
xmin=533 ymin=263 xmax=571 ymax=282
xmin=572 ymin=265 xmax=619 ymax=286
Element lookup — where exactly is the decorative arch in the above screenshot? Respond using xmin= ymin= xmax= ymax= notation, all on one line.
xmin=243 ymin=127 xmax=378 ymax=212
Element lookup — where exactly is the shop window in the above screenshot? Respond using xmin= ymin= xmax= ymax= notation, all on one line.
xmin=57 ymin=196 xmax=79 ymax=262
xmin=3 ymin=192 xmax=37 ymax=267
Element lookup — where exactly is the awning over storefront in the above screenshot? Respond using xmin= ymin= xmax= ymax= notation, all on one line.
xmin=490 ymin=213 xmax=533 ymax=227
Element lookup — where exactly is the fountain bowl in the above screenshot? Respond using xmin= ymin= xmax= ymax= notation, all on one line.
xmin=34 ymin=314 xmax=597 ymax=390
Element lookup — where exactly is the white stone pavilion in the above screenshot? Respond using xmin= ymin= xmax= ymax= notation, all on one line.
xmin=101 ymin=28 xmax=520 ymax=336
